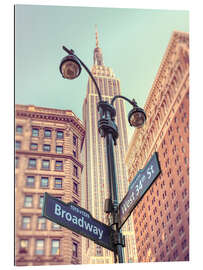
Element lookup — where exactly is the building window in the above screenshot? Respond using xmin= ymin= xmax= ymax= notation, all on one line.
xmin=22 ymin=216 xmax=31 ymax=229
xmin=72 ymin=242 xmax=78 ymax=257
xmin=176 ymin=213 xmax=182 ymax=224
xmin=56 ymin=145 xmax=63 ymax=154
xmin=185 ymin=201 xmax=189 ymax=211
xmin=16 ymin=125 xmax=23 ymax=134
xmin=40 ymin=177 xmax=49 ymax=188
xmin=173 ymin=249 xmax=178 ymax=260
xmin=52 ymin=222 xmax=61 ymax=230
xmin=73 ymin=199 xmax=78 ymax=205
xmin=179 ymin=226 xmax=185 ymax=237
xmin=72 ymin=151 xmax=77 ymax=159
xmin=30 ymin=143 xmax=38 ymax=151
xmin=54 ymin=178 xmax=62 ymax=189
xmin=44 ymin=129 xmax=51 ymax=138
xmin=55 ymin=160 xmax=63 ymax=171
xmin=15 ymin=156 xmax=19 ymax=168
xmin=51 ymin=240 xmax=60 ymax=255
xmin=73 ymin=135 xmax=77 ymax=146
xmin=96 ymin=245 xmax=103 ymax=256
xmin=37 ymin=217 xmax=46 ymax=230
xmin=38 ymin=196 xmax=44 ymax=208
xmin=56 ymin=130 xmax=64 ymax=139
xmin=73 ymin=165 xmax=78 ymax=177
xmin=26 ymin=176 xmax=35 ymax=187
xmin=19 ymin=239 xmax=28 ymax=254
xmin=42 ymin=160 xmax=50 ymax=170
xmin=35 ymin=240 xmax=45 ymax=255
xmin=73 ymin=182 xmax=78 ymax=194
xmin=32 ymin=128 xmax=39 ymax=137
xmin=28 ymin=158 xmax=36 ymax=169
xmin=24 ymin=195 xmax=33 ymax=208
xmin=43 ymin=144 xmax=51 ymax=152
xmin=15 ymin=141 xmax=21 ymax=150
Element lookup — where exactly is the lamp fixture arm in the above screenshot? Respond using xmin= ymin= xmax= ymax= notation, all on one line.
xmin=62 ymin=46 xmax=102 ymax=101
xmin=111 ymin=95 xmax=137 ymax=107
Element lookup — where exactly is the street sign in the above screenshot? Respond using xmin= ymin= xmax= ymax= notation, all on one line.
xmin=42 ymin=192 xmax=115 ymax=251
xmin=118 ymin=152 xmax=161 ymax=229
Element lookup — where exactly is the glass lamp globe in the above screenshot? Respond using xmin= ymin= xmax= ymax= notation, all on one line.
xmin=59 ymin=55 xmax=81 ymax=80
xmin=128 ymin=107 xmax=146 ymax=128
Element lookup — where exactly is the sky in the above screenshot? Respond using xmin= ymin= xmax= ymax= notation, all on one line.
xmin=15 ymin=4 xmax=189 ymax=140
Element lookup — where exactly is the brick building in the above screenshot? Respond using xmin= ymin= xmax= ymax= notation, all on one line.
xmin=125 ymin=31 xmax=189 ymax=262
xmin=15 ymin=104 xmax=85 ymax=266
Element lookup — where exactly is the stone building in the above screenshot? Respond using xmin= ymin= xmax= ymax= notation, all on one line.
xmin=125 ymin=31 xmax=189 ymax=262
xmin=15 ymin=104 xmax=85 ymax=266
xmin=81 ymin=28 xmax=137 ymax=264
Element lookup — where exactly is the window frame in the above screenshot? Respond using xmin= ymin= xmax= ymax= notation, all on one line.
xmin=55 ymin=160 xmax=63 ymax=171
xmin=28 ymin=158 xmax=37 ymax=169
xmin=51 ymin=239 xmax=60 ymax=256
xmin=43 ymin=144 xmax=51 ymax=152
xmin=37 ymin=217 xmax=46 ymax=230
xmin=54 ymin=178 xmax=63 ymax=189
xmin=72 ymin=241 xmax=78 ymax=257
xmin=44 ymin=129 xmax=52 ymax=138
xmin=73 ymin=181 xmax=78 ymax=194
xmin=16 ymin=125 xmax=23 ymax=134
xmin=15 ymin=141 xmax=21 ymax=150
xmin=40 ymin=177 xmax=49 ymax=188
xmin=24 ymin=195 xmax=33 ymax=208
xmin=56 ymin=130 xmax=64 ymax=139
xmin=56 ymin=145 xmax=63 ymax=154
xmin=30 ymin=143 xmax=38 ymax=151
xmin=39 ymin=195 xmax=44 ymax=209
xmin=21 ymin=216 xmax=31 ymax=230
xmin=26 ymin=176 xmax=35 ymax=188
xmin=19 ymin=239 xmax=29 ymax=254
xmin=73 ymin=165 xmax=78 ymax=177
xmin=32 ymin=127 xmax=39 ymax=137
xmin=35 ymin=239 xmax=45 ymax=255
xmin=41 ymin=159 xmax=50 ymax=170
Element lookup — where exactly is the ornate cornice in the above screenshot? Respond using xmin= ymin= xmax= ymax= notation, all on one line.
xmin=15 ymin=104 xmax=85 ymax=137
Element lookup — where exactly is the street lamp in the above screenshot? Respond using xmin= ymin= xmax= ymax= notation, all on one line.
xmin=59 ymin=46 xmax=146 ymax=263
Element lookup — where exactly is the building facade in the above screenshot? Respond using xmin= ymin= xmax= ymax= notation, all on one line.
xmin=15 ymin=104 xmax=85 ymax=266
xmin=125 ymin=31 xmax=189 ymax=262
xmin=81 ymin=29 xmax=137 ymax=264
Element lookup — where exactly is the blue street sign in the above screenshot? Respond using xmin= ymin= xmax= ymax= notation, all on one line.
xmin=42 ymin=192 xmax=115 ymax=251
xmin=118 ymin=152 xmax=161 ymax=229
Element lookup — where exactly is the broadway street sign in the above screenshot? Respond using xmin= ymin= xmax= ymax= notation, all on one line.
xmin=42 ymin=192 xmax=115 ymax=251
xmin=118 ymin=152 xmax=161 ymax=229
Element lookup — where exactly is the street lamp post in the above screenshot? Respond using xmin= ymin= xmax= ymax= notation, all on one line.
xmin=59 ymin=46 xmax=146 ymax=263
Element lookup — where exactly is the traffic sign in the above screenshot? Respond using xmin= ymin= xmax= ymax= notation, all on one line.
xmin=42 ymin=192 xmax=115 ymax=251
xmin=118 ymin=152 xmax=161 ymax=229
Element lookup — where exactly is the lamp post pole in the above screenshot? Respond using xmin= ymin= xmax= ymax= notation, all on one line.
xmin=59 ymin=46 xmax=146 ymax=263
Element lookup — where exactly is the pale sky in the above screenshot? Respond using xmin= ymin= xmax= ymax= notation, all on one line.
xmin=15 ymin=4 xmax=189 ymax=139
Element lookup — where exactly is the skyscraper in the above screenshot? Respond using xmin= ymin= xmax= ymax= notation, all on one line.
xmin=82 ymin=28 xmax=137 ymax=264
xmin=126 ymin=31 xmax=189 ymax=262
xmin=15 ymin=104 xmax=85 ymax=266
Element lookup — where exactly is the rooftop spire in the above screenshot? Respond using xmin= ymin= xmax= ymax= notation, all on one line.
xmin=94 ymin=25 xmax=104 ymax=66
xmin=95 ymin=24 xmax=99 ymax=48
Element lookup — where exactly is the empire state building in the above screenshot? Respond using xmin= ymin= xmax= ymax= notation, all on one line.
xmin=82 ymin=28 xmax=137 ymax=264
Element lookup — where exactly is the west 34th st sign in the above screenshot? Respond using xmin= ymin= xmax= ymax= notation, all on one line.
xmin=42 ymin=192 xmax=115 ymax=251
xmin=118 ymin=152 xmax=161 ymax=229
